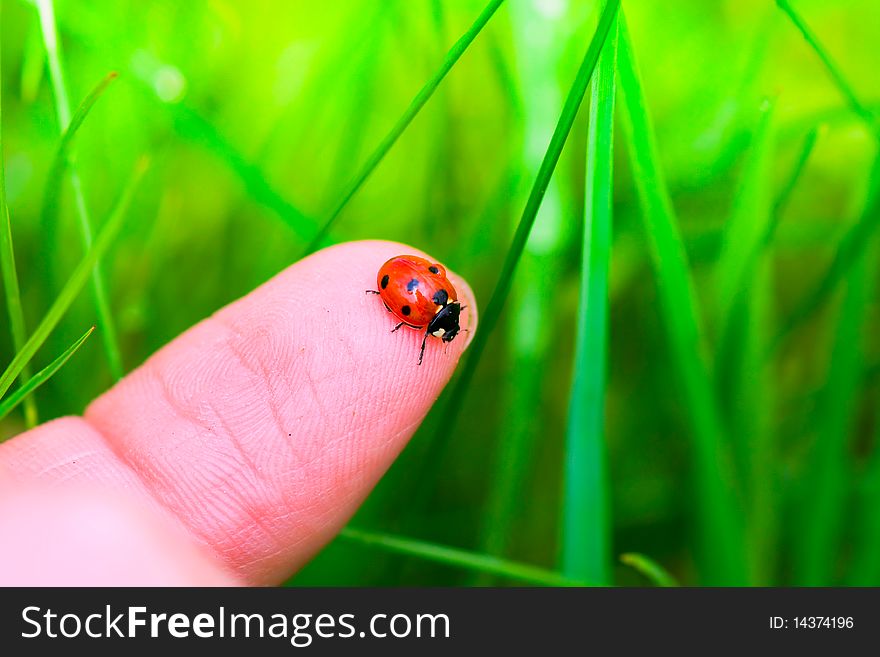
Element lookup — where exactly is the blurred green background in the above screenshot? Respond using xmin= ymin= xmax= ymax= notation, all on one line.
xmin=1 ymin=0 xmax=879 ymax=586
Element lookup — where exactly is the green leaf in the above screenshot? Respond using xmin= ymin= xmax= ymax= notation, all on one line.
xmin=0 ymin=159 xmax=146 ymax=401
xmin=616 ymin=11 xmax=746 ymax=585
xmin=562 ymin=8 xmax=618 ymax=586
xmin=340 ymin=527 xmax=589 ymax=587
xmin=775 ymin=0 xmax=878 ymax=135
xmin=41 ymin=71 xmax=118 ymax=238
xmin=303 ymin=0 xmax=507 ymax=255
xmin=715 ymin=99 xmax=776 ymax=338
xmin=36 ymin=0 xmax=125 ymax=380
xmin=713 ymin=102 xmax=778 ymax=584
xmin=0 ymin=2 xmax=38 ymax=427
xmin=794 ymin=226 xmax=874 ymax=585
xmin=851 ymin=377 xmax=880 ymax=585
xmin=0 ymin=326 xmax=94 ymax=423
xmin=620 ymin=553 xmax=679 ymax=587
xmin=772 ymin=125 xmax=822 ymax=222
xmin=771 ymin=152 xmax=880 ymax=351
xmin=162 ymin=102 xmax=319 ymax=241
xmin=420 ymin=0 xmax=621 ymax=507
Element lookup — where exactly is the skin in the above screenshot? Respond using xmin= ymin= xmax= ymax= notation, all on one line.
xmin=0 ymin=241 xmax=477 ymax=586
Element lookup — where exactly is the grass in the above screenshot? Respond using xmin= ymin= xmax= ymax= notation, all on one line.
xmin=0 ymin=326 xmax=94 ymax=421
xmin=771 ymin=125 xmax=822 ymax=224
xmin=340 ymin=527 xmax=589 ymax=587
xmin=303 ymin=0 xmax=507 ymax=255
xmin=0 ymin=159 xmax=145 ymax=406
xmin=768 ymin=1 xmax=880 ymax=354
xmin=0 ymin=2 xmax=38 ymax=428
xmin=3 ymin=0 xmax=879 ymax=588
xmin=161 ymin=102 xmax=319 ymax=241
xmin=851 ymin=384 xmax=880 ymax=585
xmin=620 ymin=553 xmax=679 ymax=587
xmin=617 ymin=11 xmax=746 ymax=585
xmin=775 ymin=0 xmax=878 ymax=135
xmin=561 ymin=8 xmax=618 ymax=585
xmin=418 ymin=0 xmax=621 ymax=504
xmin=794 ymin=209 xmax=874 ymax=585
xmin=41 ymin=71 xmax=118 ymax=234
xmin=771 ymin=153 xmax=880 ymax=350
xmin=712 ymin=99 xmax=777 ymax=584
xmin=714 ymin=99 xmax=775 ymax=349
xmin=35 ymin=0 xmax=124 ymax=380
xmin=40 ymin=71 xmax=117 ymax=309
xmin=475 ymin=0 xmax=573 ymax=583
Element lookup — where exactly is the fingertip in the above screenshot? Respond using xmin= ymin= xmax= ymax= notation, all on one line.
xmin=75 ymin=239 xmax=479 ymax=582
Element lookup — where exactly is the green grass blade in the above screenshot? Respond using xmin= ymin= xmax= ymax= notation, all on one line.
xmin=794 ymin=244 xmax=871 ymax=585
xmin=713 ymin=105 xmax=777 ymax=588
xmin=620 ymin=553 xmax=679 ymax=587
xmin=20 ymin=20 xmax=46 ymax=103
xmin=164 ymin=103 xmax=319 ymax=241
xmin=36 ymin=0 xmax=124 ymax=380
xmin=0 ymin=326 xmax=94 ymax=422
xmin=772 ymin=125 xmax=821 ymax=223
xmin=41 ymin=71 xmax=118 ymax=233
xmin=746 ymin=260 xmax=776 ymax=585
xmin=40 ymin=71 xmax=118 ymax=302
xmin=715 ymin=99 xmax=775 ymax=335
xmin=340 ymin=527 xmax=589 ymax=587
xmin=717 ymin=127 xmax=817 ymax=584
xmin=302 ymin=0 xmax=506 ymax=255
xmin=0 ymin=3 xmax=38 ymax=428
xmin=561 ymin=12 xmax=618 ymax=585
xmin=770 ymin=152 xmax=880 ymax=351
xmin=420 ymin=0 xmax=621 ymax=498
xmin=476 ymin=0 xmax=572 ymax=583
xmin=0 ymin=159 xmax=145 ymax=401
xmin=851 ymin=397 xmax=880 ymax=585
xmin=775 ymin=0 xmax=878 ymax=134
xmin=34 ymin=0 xmax=72 ymax=127
xmin=616 ymin=12 xmax=746 ymax=585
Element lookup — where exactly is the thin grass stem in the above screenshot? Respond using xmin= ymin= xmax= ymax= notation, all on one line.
xmin=794 ymin=243 xmax=870 ymax=584
xmin=302 ymin=0 xmax=507 ymax=256
xmin=417 ymin=0 xmax=621 ymax=508
xmin=0 ymin=4 xmax=38 ymax=427
xmin=35 ymin=0 xmax=124 ymax=380
xmin=620 ymin=553 xmax=679 ymax=587
xmin=617 ymin=11 xmax=746 ymax=585
xmin=0 ymin=160 xmax=146 ymax=401
xmin=0 ymin=326 xmax=94 ymax=422
xmin=775 ymin=0 xmax=878 ymax=135
xmin=340 ymin=527 xmax=589 ymax=587
xmin=770 ymin=152 xmax=880 ymax=352
xmin=561 ymin=10 xmax=618 ymax=585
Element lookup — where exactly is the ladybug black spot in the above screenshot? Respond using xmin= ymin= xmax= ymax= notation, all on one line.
xmin=432 ymin=289 xmax=449 ymax=306
xmin=380 ymin=274 xmax=390 ymax=289
xmin=428 ymin=265 xmax=440 ymax=274
xmin=401 ymin=305 xmax=411 ymax=316
xmin=406 ymin=278 xmax=420 ymax=293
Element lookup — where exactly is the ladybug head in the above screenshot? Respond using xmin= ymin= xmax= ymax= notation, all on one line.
xmin=427 ymin=301 xmax=462 ymax=343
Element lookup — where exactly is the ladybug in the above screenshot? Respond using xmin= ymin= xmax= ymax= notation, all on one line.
xmin=367 ymin=255 xmax=463 ymax=365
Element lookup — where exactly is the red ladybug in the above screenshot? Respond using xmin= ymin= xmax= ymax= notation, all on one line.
xmin=367 ymin=255 xmax=463 ymax=365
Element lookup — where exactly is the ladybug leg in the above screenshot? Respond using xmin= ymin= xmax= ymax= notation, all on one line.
xmin=418 ymin=333 xmax=428 ymax=365
xmin=365 ymin=290 xmax=380 ymax=295
xmin=391 ymin=322 xmax=405 ymax=333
